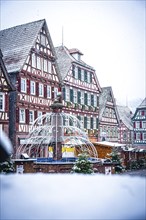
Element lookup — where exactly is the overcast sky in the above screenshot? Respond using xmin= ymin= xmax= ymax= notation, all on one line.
xmin=0 ymin=0 xmax=145 ymax=110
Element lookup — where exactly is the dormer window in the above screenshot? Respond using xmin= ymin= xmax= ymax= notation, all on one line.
xmin=69 ymin=48 xmax=83 ymax=61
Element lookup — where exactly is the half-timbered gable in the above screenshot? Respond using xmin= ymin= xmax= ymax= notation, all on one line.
xmin=99 ymin=87 xmax=120 ymax=142
xmin=117 ymin=105 xmax=133 ymax=145
xmin=0 ymin=49 xmax=15 ymax=134
xmin=132 ymin=98 xmax=146 ymax=146
xmin=0 ymin=19 xmax=61 ymax=153
xmin=55 ymin=46 xmax=101 ymax=141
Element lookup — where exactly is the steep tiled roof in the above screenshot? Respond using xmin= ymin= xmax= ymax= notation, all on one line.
xmin=117 ymin=105 xmax=133 ymax=130
xmin=55 ymin=45 xmax=95 ymax=81
xmin=0 ymin=19 xmax=46 ymax=73
xmin=0 ymin=49 xmax=15 ymax=91
xmin=99 ymin=87 xmax=120 ymax=123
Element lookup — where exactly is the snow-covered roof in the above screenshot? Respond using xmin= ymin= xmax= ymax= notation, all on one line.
xmin=117 ymin=105 xmax=133 ymax=130
xmin=55 ymin=45 xmax=95 ymax=81
xmin=95 ymin=141 xmax=126 ymax=147
xmin=99 ymin=87 xmax=120 ymax=123
xmin=0 ymin=19 xmax=50 ymax=74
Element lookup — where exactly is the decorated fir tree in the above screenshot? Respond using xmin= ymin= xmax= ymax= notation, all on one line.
xmin=107 ymin=147 xmax=124 ymax=173
xmin=71 ymin=152 xmax=94 ymax=174
xmin=0 ymin=157 xmax=15 ymax=174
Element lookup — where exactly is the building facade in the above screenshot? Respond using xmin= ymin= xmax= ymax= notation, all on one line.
xmin=117 ymin=105 xmax=133 ymax=146
xmin=98 ymin=87 xmax=120 ymax=142
xmin=132 ymin=98 xmax=146 ymax=146
xmin=0 ymin=49 xmax=15 ymax=135
xmin=55 ymin=46 xmax=101 ymax=141
xmin=0 ymin=19 xmax=61 ymax=155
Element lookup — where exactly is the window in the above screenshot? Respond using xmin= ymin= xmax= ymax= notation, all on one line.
xmin=21 ymin=78 xmax=26 ymax=93
xmin=81 ymin=69 xmax=84 ymax=81
xmin=32 ymin=53 xmax=36 ymax=67
xmin=142 ymin=121 xmax=146 ymax=129
xmin=20 ymin=109 xmax=25 ymax=123
xmin=87 ymin=93 xmax=91 ymax=106
xmin=78 ymin=68 xmax=81 ymax=80
xmin=87 ymin=117 xmax=90 ymax=129
xmin=29 ymin=110 xmax=34 ymax=124
xmin=54 ymin=88 xmax=58 ymax=99
xmin=47 ymin=85 xmax=51 ymax=98
xmin=48 ymin=61 xmax=51 ymax=73
xmin=75 ymin=67 xmax=78 ymax=79
xmin=81 ymin=91 xmax=84 ymax=104
xmin=37 ymin=56 xmax=41 ymax=69
xmin=44 ymin=59 xmax=48 ymax=72
xmin=72 ymin=65 xmax=75 ymax=78
xmin=77 ymin=91 xmax=81 ymax=104
xmin=91 ymin=94 xmax=94 ymax=106
xmin=37 ymin=111 xmax=42 ymax=124
xmin=84 ymin=93 xmax=88 ymax=105
xmin=90 ymin=117 xmax=93 ymax=129
xmin=74 ymin=90 xmax=77 ymax=103
xmin=94 ymin=95 xmax=97 ymax=107
xmin=87 ymin=72 xmax=90 ymax=83
xmin=70 ymin=89 xmax=74 ymax=102
xmin=66 ymin=87 xmax=69 ymax=101
xmin=84 ymin=70 xmax=87 ymax=82
xmin=136 ymin=121 xmax=140 ymax=129
xmin=41 ymin=34 xmax=46 ymax=46
xmin=143 ymin=133 xmax=146 ymax=141
xmin=136 ymin=133 xmax=140 ymax=140
xmin=30 ymin=81 xmax=36 ymax=95
xmin=39 ymin=83 xmax=44 ymax=97
xmin=0 ymin=93 xmax=4 ymax=111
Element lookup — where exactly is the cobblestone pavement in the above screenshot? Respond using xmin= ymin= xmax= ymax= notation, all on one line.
xmin=121 ymin=169 xmax=146 ymax=177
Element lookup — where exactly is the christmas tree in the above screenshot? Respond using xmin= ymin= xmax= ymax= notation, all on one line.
xmin=107 ymin=147 xmax=124 ymax=173
xmin=71 ymin=152 xmax=94 ymax=174
xmin=0 ymin=157 xmax=15 ymax=174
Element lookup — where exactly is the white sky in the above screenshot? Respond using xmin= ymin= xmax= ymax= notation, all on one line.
xmin=0 ymin=0 xmax=145 ymax=110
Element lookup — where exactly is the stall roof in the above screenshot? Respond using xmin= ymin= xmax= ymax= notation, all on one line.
xmin=94 ymin=141 xmax=126 ymax=147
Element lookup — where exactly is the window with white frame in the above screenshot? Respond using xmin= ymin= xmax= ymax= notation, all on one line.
xmin=74 ymin=90 xmax=77 ymax=103
xmin=32 ymin=53 xmax=36 ymax=68
xmin=93 ymin=117 xmax=96 ymax=129
xmin=39 ymin=83 xmax=44 ymax=97
xmin=75 ymin=66 xmax=78 ymax=79
xmin=30 ymin=81 xmax=36 ymax=95
xmin=87 ymin=93 xmax=91 ymax=106
xmin=87 ymin=117 xmax=90 ymax=129
xmin=21 ymin=78 xmax=26 ymax=93
xmin=136 ymin=121 xmax=140 ymax=129
xmin=20 ymin=109 xmax=25 ymax=123
xmin=48 ymin=61 xmax=51 ymax=73
xmin=94 ymin=95 xmax=97 ymax=107
xmin=44 ymin=59 xmax=48 ymax=72
xmin=37 ymin=111 xmax=42 ymax=124
xmin=87 ymin=72 xmax=90 ymax=83
xmin=143 ymin=133 xmax=146 ymax=141
xmin=41 ymin=34 xmax=46 ymax=46
xmin=0 ymin=93 xmax=4 ymax=111
xmin=29 ymin=110 xmax=34 ymax=124
xmin=81 ymin=91 xmax=84 ymax=104
xmin=54 ymin=87 xmax=58 ymax=99
xmin=66 ymin=87 xmax=69 ymax=101
xmin=136 ymin=133 xmax=140 ymax=140
xmin=37 ymin=56 xmax=41 ymax=69
xmin=47 ymin=85 xmax=51 ymax=98
xmin=81 ymin=69 xmax=84 ymax=81
xmin=142 ymin=121 xmax=146 ymax=129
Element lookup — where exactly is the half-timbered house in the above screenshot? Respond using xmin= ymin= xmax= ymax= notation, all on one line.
xmin=117 ymin=105 xmax=133 ymax=146
xmin=99 ymin=87 xmax=120 ymax=142
xmin=0 ymin=19 xmax=61 ymax=155
xmin=132 ymin=98 xmax=146 ymax=146
xmin=55 ymin=46 xmax=101 ymax=141
xmin=0 ymin=49 xmax=15 ymax=135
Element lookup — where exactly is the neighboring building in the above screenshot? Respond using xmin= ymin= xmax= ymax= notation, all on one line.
xmin=0 ymin=19 xmax=61 ymax=155
xmin=99 ymin=87 xmax=120 ymax=142
xmin=55 ymin=46 xmax=101 ymax=141
xmin=0 ymin=49 xmax=15 ymax=135
xmin=132 ymin=98 xmax=146 ymax=146
xmin=117 ymin=105 xmax=133 ymax=146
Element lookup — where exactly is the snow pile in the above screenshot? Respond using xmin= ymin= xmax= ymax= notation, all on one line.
xmin=0 ymin=174 xmax=145 ymax=220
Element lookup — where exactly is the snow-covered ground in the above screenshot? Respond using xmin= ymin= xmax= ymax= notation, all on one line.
xmin=0 ymin=174 xmax=145 ymax=220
